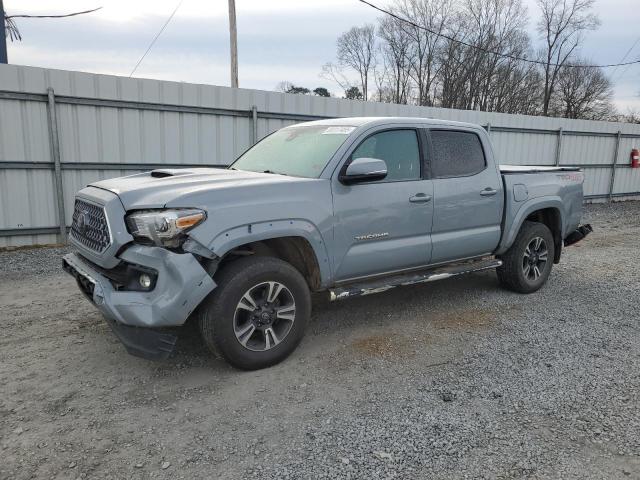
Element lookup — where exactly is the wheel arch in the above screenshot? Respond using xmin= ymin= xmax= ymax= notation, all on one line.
xmin=524 ymin=207 xmax=563 ymax=263
xmin=208 ymin=221 xmax=331 ymax=291
xmin=498 ymin=197 xmax=564 ymax=263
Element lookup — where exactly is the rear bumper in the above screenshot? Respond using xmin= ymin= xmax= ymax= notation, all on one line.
xmin=63 ymin=246 xmax=216 ymax=359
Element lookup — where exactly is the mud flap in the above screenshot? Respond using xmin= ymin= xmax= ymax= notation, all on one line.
xmin=564 ymin=224 xmax=593 ymax=247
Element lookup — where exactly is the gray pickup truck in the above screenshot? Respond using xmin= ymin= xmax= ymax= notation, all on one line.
xmin=63 ymin=117 xmax=591 ymax=369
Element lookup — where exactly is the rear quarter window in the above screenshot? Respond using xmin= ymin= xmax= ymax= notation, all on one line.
xmin=430 ymin=130 xmax=486 ymax=178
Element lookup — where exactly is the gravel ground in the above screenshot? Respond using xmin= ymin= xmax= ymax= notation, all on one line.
xmin=1 ymin=202 xmax=639 ymax=480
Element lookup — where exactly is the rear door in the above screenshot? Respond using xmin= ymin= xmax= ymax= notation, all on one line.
xmin=331 ymin=127 xmax=434 ymax=281
xmin=426 ymin=129 xmax=503 ymax=264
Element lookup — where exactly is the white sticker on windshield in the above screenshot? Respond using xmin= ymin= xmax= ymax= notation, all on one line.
xmin=322 ymin=126 xmax=356 ymax=135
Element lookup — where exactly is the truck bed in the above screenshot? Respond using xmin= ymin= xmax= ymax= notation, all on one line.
xmin=497 ymin=166 xmax=584 ymax=254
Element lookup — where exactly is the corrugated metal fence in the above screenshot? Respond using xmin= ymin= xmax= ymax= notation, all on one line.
xmin=1 ymin=64 xmax=639 ymax=247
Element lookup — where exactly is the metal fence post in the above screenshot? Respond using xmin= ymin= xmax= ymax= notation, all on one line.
xmin=486 ymin=122 xmax=491 ymax=136
xmin=251 ymin=105 xmax=258 ymax=145
xmin=46 ymin=87 xmax=67 ymax=243
xmin=554 ymin=127 xmax=563 ymax=166
xmin=608 ymin=131 xmax=621 ymax=202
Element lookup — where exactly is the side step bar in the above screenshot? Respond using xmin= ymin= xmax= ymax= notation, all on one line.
xmin=329 ymin=258 xmax=503 ymax=301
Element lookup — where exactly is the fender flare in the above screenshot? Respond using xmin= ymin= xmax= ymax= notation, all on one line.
xmin=208 ymin=219 xmax=332 ymax=287
xmin=496 ymin=196 xmax=564 ymax=255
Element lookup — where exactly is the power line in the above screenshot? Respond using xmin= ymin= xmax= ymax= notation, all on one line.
xmin=2 ymin=5 xmax=102 ymax=62
xmin=357 ymin=0 xmax=640 ymax=69
xmin=612 ymin=35 xmax=640 ymax=82
xmin=129 ymin=0 xmax=184 ymax=78
xmin=611 ymin=35 xmax=640 ymax=76
xmin=6 ymin=7 xmax=102 ymax=19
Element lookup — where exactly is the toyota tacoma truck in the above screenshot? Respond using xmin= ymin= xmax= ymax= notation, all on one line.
xmin=63 ymin=117 xmax=591 ymax=370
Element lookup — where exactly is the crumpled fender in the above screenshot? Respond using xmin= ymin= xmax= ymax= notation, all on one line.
xmin=207 ymin=219 xmax=332 ymax=287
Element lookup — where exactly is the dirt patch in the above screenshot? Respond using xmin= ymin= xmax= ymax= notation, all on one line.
xmin=430 ymin=307 xmax=494 ymax=328
xmin=429 ymin=304 xmax=523 ymax=330
xmin=350 ymin=305 xmax=522 ymax=358
xmin=351 ymin=333 xmax=415 ymax=358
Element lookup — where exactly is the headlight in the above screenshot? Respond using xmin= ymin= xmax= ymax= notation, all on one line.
xmin=125 ymin=209 xmax=206 ymax=247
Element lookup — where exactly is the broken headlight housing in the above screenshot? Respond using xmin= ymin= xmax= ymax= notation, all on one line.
xmin=125 ymin=209 xmax=206 ymax=247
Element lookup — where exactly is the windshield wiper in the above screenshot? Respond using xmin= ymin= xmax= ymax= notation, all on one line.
xmin=262 ymin=170 xmax=285 ymax=175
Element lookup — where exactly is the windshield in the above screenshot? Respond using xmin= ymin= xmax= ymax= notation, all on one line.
xmin=231 ymin=125 xmax=355 ymax=178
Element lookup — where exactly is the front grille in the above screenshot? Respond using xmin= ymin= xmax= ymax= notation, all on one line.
xmin=70 ymin=199 xmax=111 ymax=253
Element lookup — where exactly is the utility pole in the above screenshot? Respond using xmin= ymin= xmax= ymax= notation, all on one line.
xmin=0 ymin=0 xmax=8 ymax=64
xmin=228 ymin=0 xmax=238 ymax=88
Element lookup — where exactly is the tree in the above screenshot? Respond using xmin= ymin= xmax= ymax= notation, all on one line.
xmin=313 ymin=87 xmax=331 ymax=97
xmin=276 ymin=81 xmax=295 ymax=93
xmin=335 ymin=24 xmax=376 ymax=100
xmin=536 ymin=0 xmax=600 ymax=116
xmin=276 ymin=83 xmax=332 ymax=97
xmin=276 ymin=81 xmax=310 ymax=95
xmin=438 ymin=0 xmax=532 ymax=111
xmin=620 ymin=109 xmax=640 ymax=124
xmin=320 ymin=62 xmax=353 ymax=94
xmin=344 ymin=86 xmax=363 ymax=100
xmin=551 ymin=60 xmax=615 ymax=120
xmin=287 ymin=85 xmax=311 ymax=95
xmin=322 ymin=0 xmax=618 ymax=121
xmin=393 ymin=0 xmax=454 ymax=106
xmin=378 ymin=16 xmax=412 ymax=104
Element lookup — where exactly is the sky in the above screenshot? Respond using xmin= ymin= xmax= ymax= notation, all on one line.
xmin=4 ymin=0 xmax=640 ymax=112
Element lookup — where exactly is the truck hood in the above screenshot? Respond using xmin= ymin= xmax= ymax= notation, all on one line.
xmin=90 ymin=167 xmax=317 ymax=210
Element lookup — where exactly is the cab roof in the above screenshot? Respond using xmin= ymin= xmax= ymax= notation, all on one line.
xmin=289 ymin=116 xmax=482 ymax=130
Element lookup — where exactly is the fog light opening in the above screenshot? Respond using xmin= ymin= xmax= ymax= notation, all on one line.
xmin=139 ymin=273 xmax=152 ymax=289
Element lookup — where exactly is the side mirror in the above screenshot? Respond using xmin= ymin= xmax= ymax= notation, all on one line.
xmin=340 ymin=157 xmax=387 ymax=185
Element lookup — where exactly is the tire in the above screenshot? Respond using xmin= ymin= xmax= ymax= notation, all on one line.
xmin=497 ymin=221 xmax=555 ymax=294
xmin=197 ymin=256 xmax=311 ymax=370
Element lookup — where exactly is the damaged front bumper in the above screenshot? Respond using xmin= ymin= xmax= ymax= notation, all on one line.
xmin=63 ymin=245 xmax=215 ymax=359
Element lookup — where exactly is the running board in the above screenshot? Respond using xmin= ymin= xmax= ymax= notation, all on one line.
xmin=329 ymin=258 xmax=502 ymax=301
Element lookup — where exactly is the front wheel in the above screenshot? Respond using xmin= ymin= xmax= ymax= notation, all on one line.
xmin=497 ymin=221 xmax=555 ymax=294
xmin=197 ymin=256 xmax=311 ymax=370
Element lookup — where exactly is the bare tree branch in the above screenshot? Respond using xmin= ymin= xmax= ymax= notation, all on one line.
xmin=334 ymin=25 xmax=377 ymax=100
xmin=551 ymin=59 xmax=615 ymax=120
xmin=536 ymin=0 xmax=600 ymax=115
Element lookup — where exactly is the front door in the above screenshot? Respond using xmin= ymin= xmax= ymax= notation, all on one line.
xmin=332 ymin=128 xmax=434 ymax=282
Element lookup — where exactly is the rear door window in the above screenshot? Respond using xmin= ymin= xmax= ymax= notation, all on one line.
xmin=430 ymin=130 xmax=486 ymax=178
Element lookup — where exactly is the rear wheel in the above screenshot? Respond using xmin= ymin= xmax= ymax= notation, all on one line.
xmin=497 ymin=221 xmax=555 ymax=294
xmin=198 ymin=256 xmax=311 ymax=370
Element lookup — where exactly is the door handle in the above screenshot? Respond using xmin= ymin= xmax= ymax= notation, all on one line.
xmin=409 ymin=193 xmax=432 ymax=203
xmin=480 ymin=188 xmax=498 ymax=196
